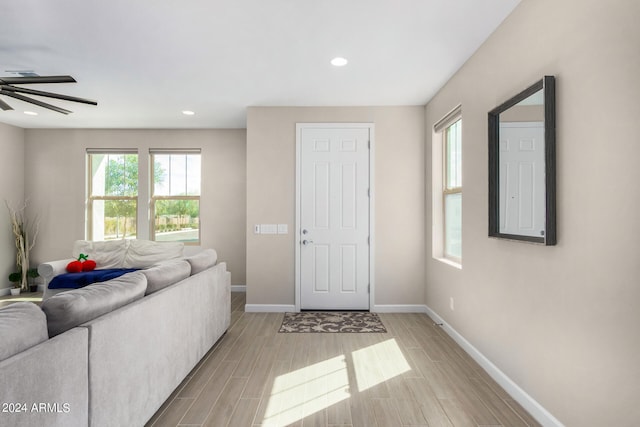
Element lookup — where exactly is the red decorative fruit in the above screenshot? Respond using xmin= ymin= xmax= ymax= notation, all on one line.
xmin=66 ymin=260 xmax=83 ymax=273
xmin=82 ymin=260 xmax=97 ymax=271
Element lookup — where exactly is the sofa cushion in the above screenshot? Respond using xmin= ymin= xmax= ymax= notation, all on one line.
xmin=123 ymin=240 xmax=184 ymax=268
xmin=141 ymin=259 xmax=191 ymax=295
xmin=73 ymin=239 xmax=128 ymax=269
xmin=41 ymin=272 xmax=147 ymax=337
xmin=0 ymin=302 xmax=49 ymax=362
xmin=185 ymin=248 xmax=218 ymax=275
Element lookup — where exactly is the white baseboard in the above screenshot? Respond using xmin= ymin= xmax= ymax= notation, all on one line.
xmin=231 ymin=285 xmax=246 ymax=292
xmin=245 ymin=304 xmax=295 ymax=313
xmin=424 ymin=305 xmax=564 ymax=427
xmin=373 ymin=304 xmax=428 ymax=313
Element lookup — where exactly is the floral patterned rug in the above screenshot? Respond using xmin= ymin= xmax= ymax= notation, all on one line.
xmin=279 ymin=311 xmax=387 ymax=333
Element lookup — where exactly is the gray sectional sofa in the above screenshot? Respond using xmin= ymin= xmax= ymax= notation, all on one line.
xmin=0 ymin=243 xmax=230 ymax=427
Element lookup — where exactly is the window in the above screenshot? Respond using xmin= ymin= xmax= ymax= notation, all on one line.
xmin=444 ymin=119 xmax=462 ymax=260
xmin=432 ymin=106 xmax=462 ymax=265
xmin=150 ymin=150 xmax=201 ymax=244
xmin=87 ymin=150 xmax=138 ymax=240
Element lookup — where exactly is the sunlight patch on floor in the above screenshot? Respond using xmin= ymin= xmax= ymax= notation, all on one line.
xmin=262 ymin=338 xmax=411 ymax=426
xmin=263 ymin=355 xmax=350 ymax=426
xmin=352 ymin=338 xmax=411 ymax=392
xmin=4 ymin=296 xmax=41 ymax=302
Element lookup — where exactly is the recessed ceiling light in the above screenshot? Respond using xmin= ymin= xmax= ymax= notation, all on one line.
xmin=182 ymin=110 xmax=195 ymax=116
xmin=24 ymin=111 xmax=38 ymax=116
xmin=331 ymin=57 xmax=348 ymax=67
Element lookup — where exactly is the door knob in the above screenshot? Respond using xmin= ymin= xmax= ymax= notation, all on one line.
xmin=302 ymin=239 xmax=314 ymax=245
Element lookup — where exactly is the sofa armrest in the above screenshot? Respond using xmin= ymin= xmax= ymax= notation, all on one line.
xmin=38 ymin=259 xmax=75 ymax=283
xmin=0 ymin=327 xmax=89 ymax=427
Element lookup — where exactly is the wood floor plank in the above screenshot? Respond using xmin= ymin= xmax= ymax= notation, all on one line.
xmin=395 ymin=398 xmax=429 ymax=425
xmin=242 ymin=341 xmax=279 ymax=398
xmin=148 ymin=398 xmax=194 ymax=427
xmin=203 ymin=376 xmax=248 ymax=427
xmin=504 ymin=398 xmax=543 ymax=427
xmin=436 ymin=360 xmax=502 ymax=426
xmin=252 ymin=360 xmax=292 ymax=425
xmin=178 ymin=345 xmax=232 ymax=398
xmin=439 ymin=398 xmax=477 ymax=427
xmin=348 ymin=393 xmax=378 ymax=427
xmin=404 ymin=378 xmax=453 ymax=427
xmin=179 ymin=360 xmax=238 ymax=425
xmin=469 ymin=378 xmax=531 ymax=427
xmin=227 ymin=398 xmax=260 ymax=427
xmin=234 ymin=336 xmax=267 ymax=377
xmin=325 ymin=396 xmax=352 ymax=426
xmin=370 ymin=398 xmax=402 ymax=426
xmin=405 ymin=349 xmax=457 ymax=399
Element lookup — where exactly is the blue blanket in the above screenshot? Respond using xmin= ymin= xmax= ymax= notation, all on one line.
xmin=48 ymin=268 xmax=139 ymax=289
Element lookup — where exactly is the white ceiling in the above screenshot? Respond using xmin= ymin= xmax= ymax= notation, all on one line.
xmin=0 ymin=0 xmax=520 ymax=129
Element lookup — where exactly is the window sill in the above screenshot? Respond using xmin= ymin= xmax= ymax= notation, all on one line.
xmin=433 ymin=256 xmax=462 ymax=270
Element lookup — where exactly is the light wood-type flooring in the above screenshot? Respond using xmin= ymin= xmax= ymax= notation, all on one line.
xmin=147 ymin=292 xmax=541 ymax=427
xmin=0 ymin=291 xmax=43 ymax=308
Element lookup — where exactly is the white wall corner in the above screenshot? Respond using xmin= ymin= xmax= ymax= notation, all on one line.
xmin=424 ymin=305 xmax=565 ymax=427
xmin=244 ymin=304 xmax=295 ymax=313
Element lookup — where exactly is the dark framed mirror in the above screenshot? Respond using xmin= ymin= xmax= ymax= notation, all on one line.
xmin=488 ymin=75 xmax=556 ymax=245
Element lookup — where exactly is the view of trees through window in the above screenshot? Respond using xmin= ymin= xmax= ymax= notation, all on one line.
xmin=88 ymin=151 xmax=201 ymax=243
xmin=89 ymin=153 xmax=139 ymax=240
xmin=151 ymin=153 xmax=201 ymax=243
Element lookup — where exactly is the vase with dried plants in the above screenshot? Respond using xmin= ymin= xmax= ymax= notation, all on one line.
xmin=6 ymin=200 xmax=39 ymax=292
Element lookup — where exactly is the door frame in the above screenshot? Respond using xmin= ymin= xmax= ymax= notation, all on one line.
xmin=294 ymin=123 xmax=375 ymax=312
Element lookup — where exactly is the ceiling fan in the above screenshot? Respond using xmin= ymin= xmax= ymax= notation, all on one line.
xmin=0 ymin=75 xmax=97 ymax=114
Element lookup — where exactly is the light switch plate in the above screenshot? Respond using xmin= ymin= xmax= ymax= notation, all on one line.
xmin=261 ymin=224 xmax=278 ymax=234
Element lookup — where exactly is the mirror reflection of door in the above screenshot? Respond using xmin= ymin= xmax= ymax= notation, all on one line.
xmin=488 ymin=76 xmax=555 ymax=245
xmin=499 ymin=122 xmax=545 ymax=237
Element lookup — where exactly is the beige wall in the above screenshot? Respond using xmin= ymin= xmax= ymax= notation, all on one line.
xmin=425 ymin=0 xmax=640 ymax=425
xmin=24 ymin=129 xmax=247 ymax=285
xmin=0 ymin=122 xmax=25 ymax=293
xmin=246 ymin=107 xmax=425 ymax=307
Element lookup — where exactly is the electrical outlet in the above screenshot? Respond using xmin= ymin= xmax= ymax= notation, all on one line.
xmin=450 ymin=297 xmax=455 ymax=311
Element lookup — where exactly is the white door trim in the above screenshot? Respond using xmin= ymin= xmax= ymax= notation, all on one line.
xmin=295 ymin=123 xmax=375 ymax=312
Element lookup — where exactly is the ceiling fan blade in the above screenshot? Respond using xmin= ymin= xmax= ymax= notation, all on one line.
xmin=0 ymin=90 xmax=72 ymax=114
xmin=0 ymin=98 xmax=13 ymax=111
xmin=2 ymin=85 xmax=97 ymax=105
xmin=0 ymin=75 xmax=77 ymax=85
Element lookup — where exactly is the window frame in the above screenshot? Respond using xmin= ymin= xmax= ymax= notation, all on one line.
xmin=86 ymin=150 xmax=139 ymax=241
xmin=443 ymin=119 xmax=462 ymax=262
xmin=149 ymin=149 xmax=202 ymax=245
xmin=432 ymin=105 xmax=462 ymax=267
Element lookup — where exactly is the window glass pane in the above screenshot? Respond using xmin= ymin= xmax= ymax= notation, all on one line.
xmin=154 ymin=199 xmax=200 ymax=243
xmin=169 ymin=155 xmax=187 ymax=195
xmin=153 ymin=154 xmax=201 ymax=196
xmin=91 ymin=154 xmax=138 ymax=197
xmin=185 ymin=155 xmax=201 ymax=195
xmin=91 ymin=200 xmax=137 ymax=240
xmin=446 ymin=120 xmax=462 ymax=189
xmin=444 ymin=193 xmax=462 ymax=259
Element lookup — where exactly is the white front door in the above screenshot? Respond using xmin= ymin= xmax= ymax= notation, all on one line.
xmin=499 ymin=122 xmax=545 ymax=237
xmin=296 ymin=124 xmax=372 ymax=310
